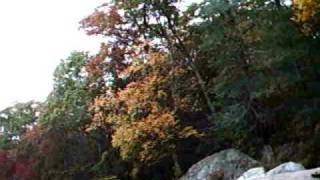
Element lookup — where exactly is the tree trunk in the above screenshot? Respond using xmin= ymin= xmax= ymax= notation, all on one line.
xmin=189 ymin=62 xmax=216 ymax=114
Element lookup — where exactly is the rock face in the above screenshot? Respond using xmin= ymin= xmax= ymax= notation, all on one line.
xmin=237 ymin=167 xmax=266 ymax=180
xmin=266 ymin=162 xmax=305 ymax=175
xmin=237 ymin=162 xmax=307 ymax=180
xmin=180 ymin=149 xmax=260 ymax=180
xmin=250 ymin=167 xmax=320 ymax=180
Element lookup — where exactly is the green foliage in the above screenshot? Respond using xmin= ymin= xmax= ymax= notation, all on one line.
xmin=0 ymin=101 xmax=40 ymax=147
xmin=196 ymin=0 xmax=320 ymax=143
xmin=2 ymin=0 xmax=320 ymax=179
xmin=82 ymin=0 xmax=320 ymax=176
xmin=39 ymin=52 xmax=93 ymax=130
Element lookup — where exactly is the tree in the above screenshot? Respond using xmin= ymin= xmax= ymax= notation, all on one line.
xmin=292 ymin=0 xmax=320 ymax=34
xmin=0 ymin=101 xmax=40 ymax=147
xmin=194 ymin=0 xmax=320 ymax=149
xmin=39 ymin=52 xmax=94 ymax=130
xmin=81 ymin=0 xmax=216 ymax=114
xmin=88 ymin=52 xmax=199 ymax=177
xmin=3 ymin=0 xmax=320 ymax=179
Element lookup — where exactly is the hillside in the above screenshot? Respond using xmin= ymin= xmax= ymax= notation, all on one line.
xmin=1 ymin=0 xmax=320 ymax=179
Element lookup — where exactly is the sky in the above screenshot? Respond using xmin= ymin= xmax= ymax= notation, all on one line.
xmin=0 ymin=0 xmax=200 ymax=110
xmin=0 ymin=0 xmax=105 ymax=110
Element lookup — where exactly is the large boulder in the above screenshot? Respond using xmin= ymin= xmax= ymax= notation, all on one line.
xmin=237 ymin=167 xmax=266 ymax=180
xmin=250 ymin=167 xmax=320 ymax=180
xmin=180 ymin=149 xmax=260 ymax=180
xmin=237 ymin=162 xmax=306 ymax=180
xmin=266 ymin=162 xmax=305 ymax=176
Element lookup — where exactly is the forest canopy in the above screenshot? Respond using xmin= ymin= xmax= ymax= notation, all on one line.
xmin=1 ymin=0 xmax=320 ymax=179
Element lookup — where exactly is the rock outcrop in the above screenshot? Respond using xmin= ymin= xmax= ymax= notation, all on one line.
xmin=237 ymin=162 xmax=308 ymax=180
xmin=180 ymin=148 xmax=319 ymax=180
xmin=266 ymin=161 xmax=305 ymax=175
xmin=237 ymin=167 xmax=265 ymax=180
xmin=180 ymin=149 xmax=260 ymax=180
xmin=250 ymin=167 xmax=320 ymax=180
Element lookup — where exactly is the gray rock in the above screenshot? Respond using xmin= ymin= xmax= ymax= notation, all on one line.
xmin=250 ymin=167 xmax=320 ymax=180
xmin=180 ymin=149 xmax=260 ymax=180
xmin=266 ymin=162 xmax=305 ymax=176
xmin=237 ymin=167 xmax=265 ymax=180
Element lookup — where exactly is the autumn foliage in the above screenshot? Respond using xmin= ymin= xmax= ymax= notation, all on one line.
xmin=293 ymin=0 xmax=319 ymax=23
xmin=0 ymin=150 xmax=35 ymax=180
xmin=89 ymin=52 xmax=199 ymax=163
xmin=292 ymin=0 xmax=320 ymax=34
xmin=1 ymin=0 xmax=320 ymax=179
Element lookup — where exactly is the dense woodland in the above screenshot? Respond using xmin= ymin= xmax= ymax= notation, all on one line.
xmin=0 ymin=0 xmax=320 ymax=179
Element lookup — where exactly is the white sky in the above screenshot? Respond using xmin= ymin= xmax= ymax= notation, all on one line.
xmin=0 ymin=0 xmax=200 ymax=110
xmin=0 ymin=0 xmax=105 ymax=110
